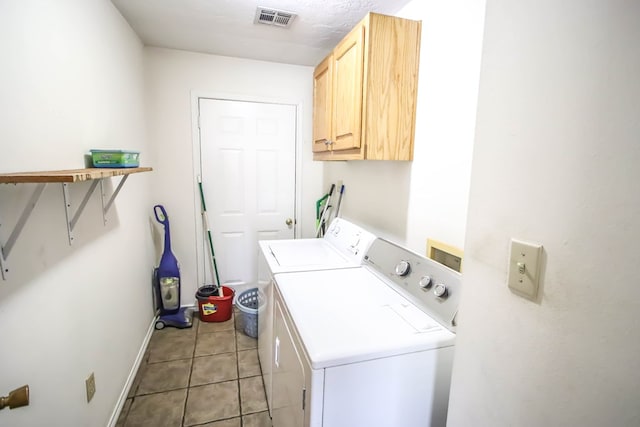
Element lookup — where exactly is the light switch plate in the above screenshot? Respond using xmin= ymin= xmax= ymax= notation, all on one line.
xmin=85 ymin=372 xmax=96 ymax=403
xmin=507 ymin=239 xmax=543 ymax=300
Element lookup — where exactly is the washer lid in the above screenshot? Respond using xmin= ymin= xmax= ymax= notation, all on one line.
xmin=275 ymin=268 xmax=456 ymax=370
xmin=260 ymin=239 xmax=352 ymax=274
xmin=258 ymin=218 xmax=377 ymax=274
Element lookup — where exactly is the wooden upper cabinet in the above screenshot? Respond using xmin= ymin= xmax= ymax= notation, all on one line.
xmin=312 ymin=13 xmax=421 ymax=161
xmin=312 ymin=54 xmax=333 ymax=153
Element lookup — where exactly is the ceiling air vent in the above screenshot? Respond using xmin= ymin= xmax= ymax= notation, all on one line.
xmin=254 ymin=7 xmax=296 ymax=28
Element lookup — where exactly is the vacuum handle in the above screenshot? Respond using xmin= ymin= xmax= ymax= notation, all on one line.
xmin=154 ymin=205 xmax=169 ymax=225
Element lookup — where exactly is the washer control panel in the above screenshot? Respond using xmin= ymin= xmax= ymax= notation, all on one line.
xmin=363 ymin=238 xmax=462 ymax=332
xmin=325 ymin=218 xmax=376 ymax=259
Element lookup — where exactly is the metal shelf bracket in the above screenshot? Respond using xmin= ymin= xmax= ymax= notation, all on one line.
xmin=62 ymin=180 xmax=100 ymax=245
xmin=100 ymin=175 xmax=129 ymax=224
xmin=0 ymin=183 xmax=47 ymax=280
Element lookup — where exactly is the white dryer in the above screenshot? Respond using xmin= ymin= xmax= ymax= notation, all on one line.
xmin=257 ymin=217 xmax=376 ymax=415
xmin=271 ymin=237 xmax=462 ymax=427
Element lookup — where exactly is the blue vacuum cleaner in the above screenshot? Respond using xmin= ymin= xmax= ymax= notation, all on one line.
xmin=153 ymin=205 xmax=193 ymax=329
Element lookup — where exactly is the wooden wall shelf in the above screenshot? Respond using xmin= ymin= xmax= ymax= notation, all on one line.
xmin=0 ymin=167 xmax=153 ymax=280
xmin=0 ymin=167 xmax=152 ymax=184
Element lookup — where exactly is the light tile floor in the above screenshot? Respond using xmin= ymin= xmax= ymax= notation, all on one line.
xmin=116 ymin=309 xmax=272 ymax=427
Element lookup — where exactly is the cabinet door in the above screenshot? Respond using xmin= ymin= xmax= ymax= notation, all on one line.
xmin=272 ymin=298 xmax=306 ymax=427
xmin=332 ymin=23 xmax=365 ymax=152
xmin=312 ymin=54 xmax=333 ymax=153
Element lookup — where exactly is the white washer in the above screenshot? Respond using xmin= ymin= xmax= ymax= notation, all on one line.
xmin=271 ymin=238 xmax=462 ymax=427
xmin=258 ymin=218 xmax=376 ymax=415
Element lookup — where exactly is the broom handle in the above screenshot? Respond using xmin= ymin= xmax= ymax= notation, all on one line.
xmin=334 ymin=184 xmax=345 ymax=220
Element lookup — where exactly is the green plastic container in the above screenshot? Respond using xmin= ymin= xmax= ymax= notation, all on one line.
xmin=90 ymin=149 xmax=140 ymax=168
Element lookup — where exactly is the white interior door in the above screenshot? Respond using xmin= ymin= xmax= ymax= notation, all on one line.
xmin=199 ymin=98 xmax=296 ymax=290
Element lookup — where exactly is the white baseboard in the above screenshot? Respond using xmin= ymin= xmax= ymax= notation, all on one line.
xmin=106 ymin=315 xmax=157 ymax=427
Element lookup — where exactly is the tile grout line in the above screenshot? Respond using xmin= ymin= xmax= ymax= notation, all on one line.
xmin=236 ymin=314 xmax=245 ymax=426
xmin=181 ymin=317 xmax=199 ymax=427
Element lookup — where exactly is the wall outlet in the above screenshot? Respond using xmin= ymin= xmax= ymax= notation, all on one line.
xmin=85 ymin=372 xmax=96 ymax=403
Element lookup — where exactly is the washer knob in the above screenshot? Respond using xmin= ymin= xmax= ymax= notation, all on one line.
xmin=419 ymin=276 xmax=432 ymax=289
xmin=395 ymin=260 xmax=411 ymax=276
xmin=434 ymin=283 xmax=448 ymax=298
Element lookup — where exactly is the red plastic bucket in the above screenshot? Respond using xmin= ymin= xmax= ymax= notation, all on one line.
xmin=196 ymin=286 xmax=235 ymax=322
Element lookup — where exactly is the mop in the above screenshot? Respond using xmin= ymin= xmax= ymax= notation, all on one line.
xmin=197 ymin=176 xmax=223 ymax=297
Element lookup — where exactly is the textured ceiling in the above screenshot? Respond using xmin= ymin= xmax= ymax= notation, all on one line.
xmin=111 ymin=0 xmax=413 ymax=66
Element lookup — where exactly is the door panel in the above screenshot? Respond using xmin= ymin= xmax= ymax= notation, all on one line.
xmin=199 ymin=98 xmax=296 ymax=289
xmin=256 ymin=150 xmax=278 ymax=213
xmin=219 ymin=148 xmax=244 ymax=213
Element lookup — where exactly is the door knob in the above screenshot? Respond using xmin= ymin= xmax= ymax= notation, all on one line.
xmin=0 ymin=385 xmax=29 ymax=410
xmin=285 ymin=218 xmax=293 ymax=226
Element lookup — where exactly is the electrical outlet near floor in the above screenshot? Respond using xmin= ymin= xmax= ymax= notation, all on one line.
xmin=85 ymin=372 xmax=96 ymax=403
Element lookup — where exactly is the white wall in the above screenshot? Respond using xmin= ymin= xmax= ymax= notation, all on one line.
xmin=323 ymin=0 xmax=486 ymax=254
xmin=0 ymin=1 xmax=153 ymax=426
xmin=144 ymin=48 xmax=320 ymax=303
xmin=447 ymin=0 xmax=640 ymax=425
